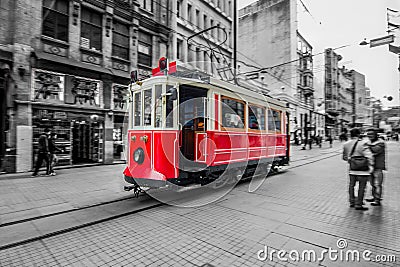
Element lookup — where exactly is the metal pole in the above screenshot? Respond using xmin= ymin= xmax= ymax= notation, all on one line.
xmin=233 ymin=0 xmax=237 ymax=84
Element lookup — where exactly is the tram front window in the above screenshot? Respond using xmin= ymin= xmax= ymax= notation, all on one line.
xmin=166 ymin=85 xmax=175 ymax=128
xmin=134 ymin=92 xmax=142 ymax=126
xmin=144 ymin=89 xmax=152 ymax=126
xmin=154 ymin=85 xmax=162 ymax=128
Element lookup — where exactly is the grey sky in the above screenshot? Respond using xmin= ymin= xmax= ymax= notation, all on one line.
xmin=238 ymin=0 xmax=400 ymax=107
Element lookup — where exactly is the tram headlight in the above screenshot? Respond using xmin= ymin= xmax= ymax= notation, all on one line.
xmin=133 ymin=148 xmax=145 ymax=164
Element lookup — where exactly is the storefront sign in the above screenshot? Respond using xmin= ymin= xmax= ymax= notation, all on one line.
xmin=65 ymin=76 xmax=102 ymax=108
xmin=32 ymin=70 xmax=65 ymax=103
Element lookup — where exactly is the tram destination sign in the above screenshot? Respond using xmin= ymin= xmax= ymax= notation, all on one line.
xmin=369 ymin=35 xmax=394 ymax=48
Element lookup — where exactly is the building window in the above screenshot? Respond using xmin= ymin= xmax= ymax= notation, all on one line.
xmin=112 ymin=20 xmax=130 ymax=60
xmin=221 ymin=97 xmax=245 ymax=129
xmin=203 ymin=51 xmax=208 ymax=72
xmin=188 ymin=44 xmax=193 ymax=62
xmin=81 ymin=7 xmax=102 ymax=51
xmin=187 ymin=3 xmax=192 ymax=23
xmin=138 ymin=31 xmax=152 ymax=66
xmin=196 ymin=47 xmax=201 ymax=68
xmin=140 ymin=0 xmax=153 ymax=12
xmin=216 ymin=23 xmax=220 ymax=41
xmin=203 ymin=14 xmax=207 ymax=28
xmin=196 ymin=9 xmax=200 ymax=27
xmin=177 ymin=39 xmax=183 ymax=60
xmin=42 ymin=0 xmax=69 ymax=42
xmin=210 ymin=19 xmax=214 ymax=36
xmin=177 ymin=0 xmax=182 ymax=17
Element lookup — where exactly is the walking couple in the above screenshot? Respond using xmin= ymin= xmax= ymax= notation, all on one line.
xmin=342 ymin=128 xmax=386 ymax=211
xmin=32 ymin=128 xmax=60 ymax=177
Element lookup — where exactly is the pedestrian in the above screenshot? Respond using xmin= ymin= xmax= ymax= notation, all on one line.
xmin=308 ymin=137 xmax=313 ymax=150
xmin=366 ymin=128 xmax=386 ymax=206
xmin=32 ymin=128 xmax=51 ymax=176
xmin=342 ymin=128 xmax=374 ymax=211
xmin=318 ymin=135 xmax=322 ymax=148
xmin=327 ymin=135 xmax=333 ymax=148
xmin=48 ymin=132 xmax=62 ymax=176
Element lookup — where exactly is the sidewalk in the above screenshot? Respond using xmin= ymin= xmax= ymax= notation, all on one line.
xmin=0 ymin=164 xmax=130 ymax=226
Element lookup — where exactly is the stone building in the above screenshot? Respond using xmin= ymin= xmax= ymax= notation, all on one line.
xmin=170 ymin=0 xmax=233 ymax=78
xmin=0 ymin=0 xmax=170 ymax=173
xmin=324 ymin=48 xmax=373 ymax=135
xmin=238 ymin=0 xmax=317 ymax=144
xmin=337 ymin=66 xmax=354 ymax=132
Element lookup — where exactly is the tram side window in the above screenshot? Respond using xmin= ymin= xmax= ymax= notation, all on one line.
xmin=154 ymin=85 xmax=162 ymax=128
xmin=221 ymin=97 xmax=245 ymax=129
xmin=248 ymin=105 xmax=266 ymax=130
xmin=134 ymin=92 xmax=142 ymax=126
xmin=268 ymin=109 xmax=281 ymax=132
xmin=144 ymin=89 xmax=152 ymax=126
xmin=166 ymin=85 xmax=174 ymax=128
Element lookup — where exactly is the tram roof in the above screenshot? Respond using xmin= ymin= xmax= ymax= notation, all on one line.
xmin=135 ymin=75 xmax=288 ymax=110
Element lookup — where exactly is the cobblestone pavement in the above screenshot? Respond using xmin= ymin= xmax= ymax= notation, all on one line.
xmin=0 ymin=141 xmax=398 ymax=266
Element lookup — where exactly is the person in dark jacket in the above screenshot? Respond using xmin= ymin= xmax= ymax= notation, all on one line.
xmin=48 ymin=132 xmax=62 ymax=176
xmin=366 ymin=128 xmax=386 ymax=206
xmin=32 ymin=128 xmax=51 ymax=176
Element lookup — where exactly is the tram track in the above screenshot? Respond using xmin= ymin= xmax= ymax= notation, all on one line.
xmin=0 ymin=195 xmax=163 ymax=251
xmin=0 ymin=195 xmax=140 ymax=228
xmin=0 ymin=149 xmax=341 ymax=251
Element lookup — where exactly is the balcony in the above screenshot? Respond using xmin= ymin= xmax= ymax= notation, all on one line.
xmin=302 ymin=86 xmax=314 ymax=97
xmin=298 ymin=83 xmax=314 ymax=97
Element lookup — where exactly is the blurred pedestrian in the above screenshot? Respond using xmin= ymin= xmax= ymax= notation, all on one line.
xmin=316 ymin=135 xmax=322 ymax=148
xmin=32 ymin=128 xmax=51 ymax=176
xmin=48 ymin=132 xmax=62 ymax=176
xmin=342 ymin=128 xmax=374 ymax=211
xmin=366 ymin=128 xmax=386 ymax=206
xmin=327 ymin=135 xmax=333 ymax=148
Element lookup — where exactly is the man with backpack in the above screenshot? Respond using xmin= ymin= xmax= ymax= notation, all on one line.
xmin=342 ymin=128 xmax=374 ymax=211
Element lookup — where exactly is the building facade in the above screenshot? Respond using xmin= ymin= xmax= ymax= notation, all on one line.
xmin=352 ymin=70 xmax=373 ymax=128
xmin=170 ymin=0 xmax=233 ymax=78
xmin=238 ymin=0 xmax=317 ymax=145
xmin=324 ymin=48 xmax=341 ymax=136
xmin=324 ymin=48 xmax=374 ymax=135
xmin=0 ymin=0 xmax=172 ymax=173
xmin=337 ymin=66 xmax=354 ymax=132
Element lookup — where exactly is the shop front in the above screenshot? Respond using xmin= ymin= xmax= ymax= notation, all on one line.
xmin=31 ymin=69 xmax=106 ymax=168
xmin=32 ymin=109 xmax=105 ymax=167
xmin=111 ymin=83 xmax=129 ymax=162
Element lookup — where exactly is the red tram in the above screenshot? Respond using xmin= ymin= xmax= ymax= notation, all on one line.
xmin=123 ymin=71 xmax=290 ymax=193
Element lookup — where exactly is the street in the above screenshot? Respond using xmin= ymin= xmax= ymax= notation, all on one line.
xmin=0 ymin=141 xmax=399 ymax=266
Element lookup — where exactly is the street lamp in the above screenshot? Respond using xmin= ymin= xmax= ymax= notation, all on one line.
xmin=359 ymin=38 xmax=369 ymax=46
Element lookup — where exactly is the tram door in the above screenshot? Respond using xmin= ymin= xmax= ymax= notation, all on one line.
xmin=179 ymin=86 xmax=208 ymax=161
